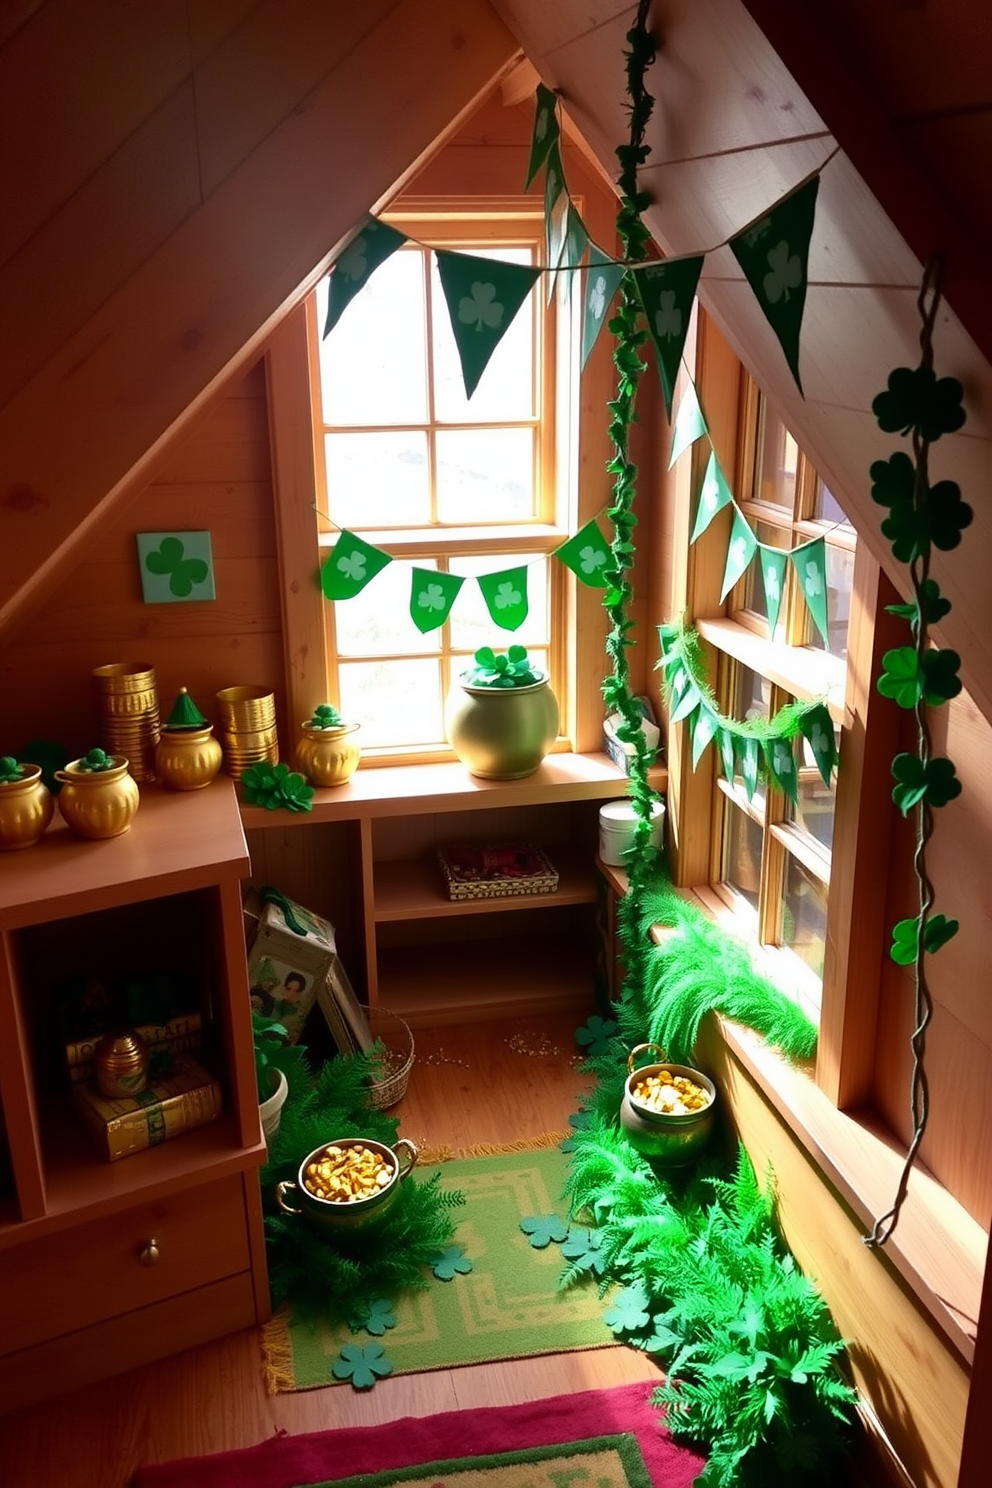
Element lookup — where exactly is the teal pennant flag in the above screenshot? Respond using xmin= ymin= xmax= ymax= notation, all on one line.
xmin=581 ymin=250 xmax=626 ymax=370
xmin=634 ymin=255 xmax=704 ymax=419
xmin=555 ymin=520 xmax=612 ymax=588
xmin=409 ymin=569 xmax=464 ymax=633
xmin=668 ymin=380 xmax=708 ymax=469
xmin=323 ymin=218 xmax=408 ymax=338
xmin=764 ymin=736 xmax=799 ymax=804
xmin=320 ymin=531 xmax=392 ymax=600
xmin=758 ymin=545 xmax=788 ymax=634
xmin=729 ymin=174 xmax=820 ymax=396
xmin=791 ymin=536 xmax=830 ymax=645
xmin=691 ymin=451 xmax=734 ymax=543
xmin=477 ymin=566 xmax=529 ymax=631
xmin=525 ymin=84 xmax=560 ymax=190
xmin=551 ymin=201 xmax=588 ymax=306
xmin=720 ymin=506 xmax=758 ymax=601
xmin=435 ymin=250 xmax=542 ymax=400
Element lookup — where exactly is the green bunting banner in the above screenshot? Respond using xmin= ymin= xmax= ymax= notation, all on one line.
xmin=553 ymin=200 xmax=589 ymax=304
xmin=525 ymin=83 xmax=561 ymax=190
xmin=691 ymin=451 xmax=734 ymax=542
xmin=323 ymin=218 xmax=408 ymax=339
xmin=634 ymin=255 xmax=705 ymax=419
xmin=581 ymin=250 xmax=626 ymax=370
xmin=758 ymin=545 xmax=788 ymax=634
xmin=477 ymin=566 xmax=529 ymax=630
xmin=555 ymin=519 xmax=612 ymax=587
xmin=721 ymin=506 xmax=758 ymax=601
xmin=668 ymin=381 xmax=708 ymax=469
xmin=729 ymin=175 xmax=820 ymax=397
xmin=791 ymin=537 xmax=830 ymax=645
xmin=320 ymin=531 xmax=393 ymax=599
xmin=435 ymin=250 xmax=542 ymax=400
xmin=409 ymin=569 xmax=464 ymax=633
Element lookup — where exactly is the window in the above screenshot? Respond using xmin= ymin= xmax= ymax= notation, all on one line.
xmin=309 ymin=208 xmax=576 ymax=758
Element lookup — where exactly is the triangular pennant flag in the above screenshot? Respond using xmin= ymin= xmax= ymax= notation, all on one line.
xmin=670 ymin=677 xmax=701 ymax=724
xmin=791 ymin=536 xmax=830 ymax=645
xmin=323 ymin=218 xmax=408 ymax=338
xmin=581 ymin=251 xmax=626 ymax=370
xmin=668 ymin=380 xmax=708 ymax=469
xmin=718 ymin=726 xmax=737 ymax=783
xmin=691 ymin=451 xmax=734 ymax=543
xmin=477 ymin=566 xmax=529 ymax=630
xmin=435 ymin=250 xmax=542 ymax=399
xmin=799 ymin=703 xmax=838 ymax=787
xmin=758 ymin=545 xmax=788 ymax=634
xmin=525 ymin=84 xmax=561 ymax=189
xmin=409 ymin=569 xmax=464 ymax=633
xmin=634 ymin=255 xmax=704 ymax=419
xmin=729 ymin=174 xmax=820 ymax=396
xmin=691 ymin=707 xmax=718 ymax=770
xmin=552 ymin=201 xmax=588 ymax=306
xmin=320 ymin=531 xmax=392 ymax=599
xmin=720 ymin=507 xmax=758 ymax=601
xmin=764 ymin=735 xmax=800 ymax=804
xmin=555 ymin=520 xmax=612 ymax=588
xmin=740 ymin=736 xmax=760 ymax=801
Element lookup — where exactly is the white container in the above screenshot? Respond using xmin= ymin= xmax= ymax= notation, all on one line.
xmin=599 ymin=799 xmax=666 ymax=866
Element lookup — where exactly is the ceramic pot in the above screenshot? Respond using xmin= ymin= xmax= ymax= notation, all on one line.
xmin=155 ymin=726 xmax=223 ymax=790
xmin=275 ymin=1135 xmax=418 ymax=1237
xmin=619 ymin=1043 xmax=717 ymax=1167
xmin=296 ymin=722 xmax=361 ymax=787
xmin=54 ymin=758 xmax=140 ymax=839
xmin=444 ymin=675 xmax=559 ymax=780
xmin=0 ymin=765 xmax=54 ymax=851
xmin=259 ymin=1066 xmax=289 ymax=1148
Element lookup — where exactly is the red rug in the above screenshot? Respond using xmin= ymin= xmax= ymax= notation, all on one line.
xmin=131 ymin=1381 xmax=705 ymax=1488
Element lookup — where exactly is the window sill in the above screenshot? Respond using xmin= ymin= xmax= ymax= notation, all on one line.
xmin=696 ymin=615 xmax=848 ymax=725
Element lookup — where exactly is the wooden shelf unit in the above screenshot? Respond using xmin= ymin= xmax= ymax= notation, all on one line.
xmin=0 ymin=779 xmax=269 ymax=1414
xmin=242 ymin=753 xmax=666 ymax=1028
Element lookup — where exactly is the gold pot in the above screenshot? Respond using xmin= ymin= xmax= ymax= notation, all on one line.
xmin=444 ymin=675 xmax=559 ymax=780
xmin=296 ymin=722 xmax=361 ymax=787
xmin=619 ymin=1043 xmax=717 ymax=1167
xmin=0 ymin=765 xmax=54 ymax=851
xmin=276 ymin=1136 xmax=418 ymax=1237
xmin=155 ymin=726 xmax=223 ymax=790
xmin=54 ymin=758 xmax=140 ymax=839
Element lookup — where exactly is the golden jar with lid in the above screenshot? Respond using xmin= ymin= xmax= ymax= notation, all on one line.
xmin=0 ymin=760 xmax=54 ymax=850
xmin=54 ymin=752 xmax=140 ymax=839
xmin=94 ymin=1030 xmax=150 ymax=1098
xmin=155 ymin=688 xmax=223 ymax=790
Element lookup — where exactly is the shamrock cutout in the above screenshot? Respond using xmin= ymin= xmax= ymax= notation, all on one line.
xmin=579 ymin=544 xmax=607 ymax=577
xmin=920 ymin=647 xmax=962 ymax=705
xmin=926 ymin=479 xmax=973 ymax=552
xmin=771 ymin=740 xmax=795 ymax=779
xmin=886 ymin=578 xmax=950 ymax=631
xmin=730 ymin=536 xmax=749 ymax=569
xmin=561 ymin=1225 xmax=606 ymax=1276
xmin=331 ymin=1342 xmax=393 ymax=1390
xmin=891 ymin=753 xmax=961 ymax=815
xmin=763 ymin=240 xmax=802 ymax=304
xmin=458 ymin=281 xmax=504 ymax=333
xmin=560 ymin=1110 xmax=591 ymax=1153
xmin=872 ymin=365 xmax=966 ymax=442
xmin=418 ymin=582 xmax=446 ymax=613
xmin=338 ymin=235 xmax=369 ymax=283
xmin=589 ymin=275 xmax=607 ymax=319
xmin=764 ymin=563 xmax=780 ymax=602
xmin=348 ymin=1299 xmax=398 ymax=1336
xmin=144 ymin=536 xmax=209 ymax=598
xmin=654 ymin=290 xmax=682 ymax=341
xmin=575 ymin=1014 xmax=619 ymax=1056
xmin=743 ymin=216 xmax=771 ymax=250
xmin=520 ymin=1215 xmax=568 ymax=1249
xmin=604 ymin=1281 xmax=652 ymax=1336
xmin=877 ymin=647 xmax=922 ymax=709
xmin=337 ymin=550 xmax=367 ymax=582
xmin=702 ymin=473 xmax=720 ymax=510
xmin=890 ymin=914 xmax=958 ymax=966
xmin=803 ymin=560 xmax=823 ymax=597
xmin=494 ymin=581 xmax=521 ymax=610
xmin=546 ymin=166 xmax=559 ymax=201
xmin=431 ymin=1245 xmax=473 ymax=1281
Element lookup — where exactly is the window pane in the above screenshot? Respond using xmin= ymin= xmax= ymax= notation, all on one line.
xmin=789 ymin=731 xmax=839 ymax=850
xmin=732 ymin=663 xmax=771 ymax=724
xmin=781 ymin=854 xmax=828 ymax=976
xmin=332 ymin=558 xmax=437 ymax=657
xmin=432 ymin=249 xmax=536 ymax=423
xmin=754 ymin=405 xmax=798 ymax=509
xmin=338 ymin=658 xmax=443 ymax=748
xmin=721 ymin=799 xmax=763 ymax=911
xmin=324 ymin=431 xmax=430 ymax=528
xmin=317 ymin=251 xmax=428 ymax=426
xmin=436 ymin=428 xmax=535 ymax=522
xmin=812 ymin=479 xmax=848 ymax=526
xmin=448 ymin=553 xmax=549 ymax=652
xmin=820 ymin=542 xmax=854 ymax=661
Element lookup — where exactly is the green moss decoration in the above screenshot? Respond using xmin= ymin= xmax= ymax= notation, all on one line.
xmin=0 ymin=756 xmax=23 ymax=784
xmin=307 ymin=703 xmax=344 ymax=728
xmin=76 ymin=747 xmax=117 ymax=772
xmin=241 ymin=760 xmax=315 ymax=813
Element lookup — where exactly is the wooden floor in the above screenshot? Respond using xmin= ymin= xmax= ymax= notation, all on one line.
xmin=0 ymin=1011 xmax=663 ymax=1488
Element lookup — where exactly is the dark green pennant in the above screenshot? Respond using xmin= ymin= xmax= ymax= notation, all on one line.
xmin=764 ymin=735 xmax=799 ymax=804
xmin=799 ymin=703 xmax=838 ymax=787
xmin=555 ymin=520 xmax=612 ymax=588
xmin=691 ymin=451 xmax=734 ymax=543
xmin=791 ymin=536 xmax=830 ymax=645
xmin=435 ymin=250 xmax=542 ymax=399
xmin=409 ymin=569 xmax=464 ymax=633
xmin=477 ymin=566 xmax=529 ymax=630
xmin=718 ymin=726 xmax=737 ymax=783
xmin=581 ymin=250 xmax=626 ymax=370
xmin=729 ymin=174 xmax=820 ymax=397
xmin=320 ymin=531 xmax=392 ymax=600
xmin=525 ymin=83 xmax=561 ymax=190
xmin=720 ymin=507 xmax=758 ymax=601
xmin=634 ymin=255 xmax=704 ymax=419
xmin=323 ymin=218 xmax=408 ymax=338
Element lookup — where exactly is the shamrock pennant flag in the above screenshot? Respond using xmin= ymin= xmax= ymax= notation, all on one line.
xmin=764 ymin=735 xmax=799 ymax=803
xmin=551 ymin=200 xmax=588 ymax=305
xmin=525 ymin=83 xmax=560 ymax=190
xmin=799 ymin=703 xmax=838 ymax=786
xmin=323 ymin=218 xmax=408 ymax=338
xmin=668 ymin=380 xmax=708 ymax=469
xmin=718 ymin=726 xmax=737 ymax=783
xmin=691 ymin=451 xmax=734 ymax=543
xmin=435 ymin=250 xmax=542 ymax=400
xmin=758 ymin=545 xmax=788 ymax=634
xmin=320 ymin=531 xmax=392 ymax=599
xmin=477 ymin=566 xmax=529 ymax=630
xmin=791 ymin=536 xmax=830 ymax=645
xmin=720 ymin=506 xmax=758 ymax=601
xmin=409 ymin=569 xmax=464 ymax=632
xmin=634 ymin=255 xmax=704 ymax=419
xmin=740 ymin=735 xmax=761 ymax=802
xmin=691 ymin=706 xmax=719 ymax=770
xmin=581 ymin=249 xmax=626 ymax=369
xmin=729 ymin=174 xmax=820 ymax=396
xmin=555 ymin=519 xmax=612 ymax=588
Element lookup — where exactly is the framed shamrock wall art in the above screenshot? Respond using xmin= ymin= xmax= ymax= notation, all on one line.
xmin=136 ymin=531 xmax=216 ymax=603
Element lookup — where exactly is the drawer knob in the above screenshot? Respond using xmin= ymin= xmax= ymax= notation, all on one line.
xmin=139 ymin=1238 xmax=160 ymax=1267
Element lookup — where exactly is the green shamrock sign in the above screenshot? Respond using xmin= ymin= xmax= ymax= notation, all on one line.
xmin=136 ymin=532 xmax=215 ymax=603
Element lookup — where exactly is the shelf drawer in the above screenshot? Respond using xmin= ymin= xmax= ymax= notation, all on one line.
xmin=0 ymin=1174 xmax=250 ymax=1354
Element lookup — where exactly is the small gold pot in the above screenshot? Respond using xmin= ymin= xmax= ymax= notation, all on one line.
xmin=296 ymin=722 xmax=361 ymax=788
xmin=0 ymin=765 xmax=54 ymax=851
xmin=54 ymin=758 xmax=140 ymax=839
xmin=94 ymin=1030 xmax=150 ymax=1098
xmin=619 ymin=1043 xmax=717 ymax=1167
xmin=155 ymin=726 xmax=223 ymax=790
xmin=276 ymin=1136 xmax=418 ymax=1237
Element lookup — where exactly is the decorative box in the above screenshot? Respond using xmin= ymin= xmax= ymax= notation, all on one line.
xmin=437 ymin=843 xmax=559 ymax=901
xmin=246 ymin=892 xmax=336 ymax=1043
xmin=72 ymin=1052 xmax=222 ymax=1162
xmin=603 ymin=695 xmax=661 ymax=775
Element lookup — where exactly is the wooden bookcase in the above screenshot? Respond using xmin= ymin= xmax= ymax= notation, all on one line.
xmin=0 ymin=778 xmax=269 ymax=1414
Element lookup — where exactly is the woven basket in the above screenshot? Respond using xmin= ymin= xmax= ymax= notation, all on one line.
xmin=366 ymin=1006 xmax=414 ymax=1109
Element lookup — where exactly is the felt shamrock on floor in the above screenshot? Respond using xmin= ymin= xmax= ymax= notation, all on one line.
xmin=348 ymin=1298 xmax=398 ymax=1336
xmin=331 ymin=1342 xmax=393 ymax=1390
xmin=560 ymin=1110 xmax=592 ymax=1153
xmin=561 ymin=1224 xmax=606 ymax=1276
xmin=430 ymin=1245 xmax=473 ymax=1281
xmin=603 ymin=1280 xmax=652 ymax=1337
xmin=519 ymin=1215 xmax=568 ymax=1249
xmin=575 ymin=1014 xmax=619 ymax=1056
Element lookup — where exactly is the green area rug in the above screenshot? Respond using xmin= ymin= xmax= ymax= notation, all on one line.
xmin=262 ymin=1143 xmax=617 ymax=1392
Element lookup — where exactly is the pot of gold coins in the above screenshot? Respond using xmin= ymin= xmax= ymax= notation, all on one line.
xmin=620 ymin=1043 xmax=716 ymax=1167
xmin=275 ymin=1136 xmax=418 ymax=1234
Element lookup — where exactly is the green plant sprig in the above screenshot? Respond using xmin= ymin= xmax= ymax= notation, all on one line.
xmin=463 ymin=644 xmax=543 ymax=688
xmin=75 ymin=747 xmax=117 ymax=773
xmin=306 ymin=703 xmax=344 ymax=729
xmin=242 ymin=760 xmax=315 ymax=813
